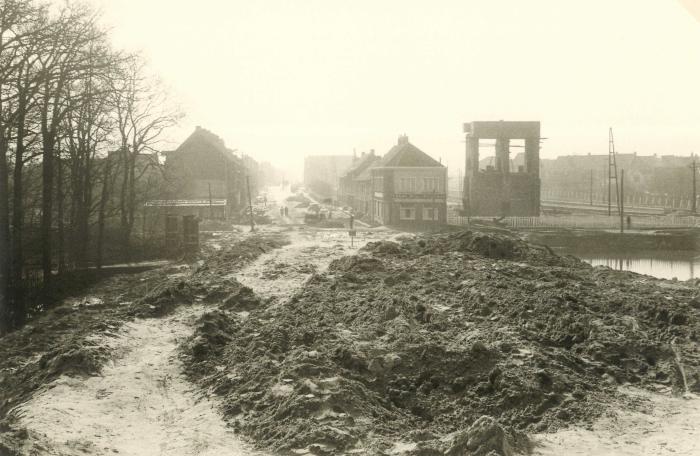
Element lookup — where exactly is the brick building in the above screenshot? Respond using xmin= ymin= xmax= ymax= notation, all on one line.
xmin=338 ymin=150 xmax=381 ymax=216
xmin=540 ymin=153 xmax=698 ymax=203
xmin=153 ymin=126 xmax=257 ymax=219
xmin=370 ymin=136 xmax=447 ymax=227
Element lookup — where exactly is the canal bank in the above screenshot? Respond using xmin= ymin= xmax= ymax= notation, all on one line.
xmin=525 ymin=228 xmax=700 ymax=252
xmin=524 ymin=228 xmax=700 ymax=280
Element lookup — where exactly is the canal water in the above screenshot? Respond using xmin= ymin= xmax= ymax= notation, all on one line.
xmin=557 ymin=250 xmax=700 ymax=281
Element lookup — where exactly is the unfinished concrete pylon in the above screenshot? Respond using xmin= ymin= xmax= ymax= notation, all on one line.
xmin=462 ymin=121 xmax=541 ymax=217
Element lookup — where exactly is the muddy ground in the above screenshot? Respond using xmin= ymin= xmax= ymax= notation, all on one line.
xmin=0 ymin=229 xmax=289 ymax=455
xmin=1 ymin=222 xmax=699 ymax=456
xmin=179 ymin=229 xmax=700 ymax=455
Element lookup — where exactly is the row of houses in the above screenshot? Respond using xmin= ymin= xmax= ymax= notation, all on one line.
xmin=336 ymin=135 xmax=448 ymax=227
xmin=147 ymin=126 xmax=274 ymax=220
xmin=540 ymin=152 xmax=700 ymax=200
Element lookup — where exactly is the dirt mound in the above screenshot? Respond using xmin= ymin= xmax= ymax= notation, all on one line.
xmin=198 ymin=234 xmax=289 ymax=275
xmin=131 ymin=280 xmax=195 ymax=317
xmin=329 ymin=254 xmax=384 ymax=273
xmin=446 ymin=416 xmax=532 ymax=456
xmin=0 ymin=232 xmax=291 ymax=445
xmin=179 ymin=229 xmax=700 ymax=454
xmin=222 ymin=285 xmax=261 ymax=311
xmin=184 ymin=311 xmax=239 ymax=363
xmin=362 ymin=240 xmax=402 ymax=255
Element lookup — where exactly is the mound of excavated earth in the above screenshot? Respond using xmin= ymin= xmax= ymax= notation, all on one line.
xmin=0 ymin=233 xmax=290 ymax=454
xmin=180 ymin=230 xmax=700 ymax=455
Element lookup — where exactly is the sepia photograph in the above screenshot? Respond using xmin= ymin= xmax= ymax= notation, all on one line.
xmin=1 ymin=0 xmax=700 ymax=454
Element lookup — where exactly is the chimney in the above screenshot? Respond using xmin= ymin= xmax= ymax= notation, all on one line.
xmin=398 ymin=135 xmax=408 ymax=145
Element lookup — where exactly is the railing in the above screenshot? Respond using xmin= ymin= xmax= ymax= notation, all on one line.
xmin=448 ymin=213 xmax=700 ymax=230
xmin=540 ymin=189 xmax=700 ymax=211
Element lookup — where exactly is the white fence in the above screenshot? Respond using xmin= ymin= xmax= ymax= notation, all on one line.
xmin=448 ymin=213 xmax=700 ymax=230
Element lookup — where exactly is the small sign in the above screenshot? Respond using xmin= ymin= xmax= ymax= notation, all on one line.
xmin=349 ymin=230 xmax=357 ymax=237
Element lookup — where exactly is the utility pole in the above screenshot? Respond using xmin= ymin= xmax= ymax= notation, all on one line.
xmin=246 ymin=175 xmax=255 ymax=232
xmin=589 ymin=169 xmax=593 ymax=206
xmin=620 ymin=169 xmax=625 ymax=233
xmin=608 ymin=128 xmax=620 ymax=217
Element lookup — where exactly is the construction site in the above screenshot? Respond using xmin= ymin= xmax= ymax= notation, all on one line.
xmin=3 ymin=1 xmax=700 ymax=455
xmin=0 ymin=174 xmax=699 ymax=455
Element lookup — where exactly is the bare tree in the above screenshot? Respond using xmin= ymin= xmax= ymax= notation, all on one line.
xmin=0 ymin=0 xmax=181 ymax=333
xmin=0 ymin=0 xmax=43 ymax=332
xmin=61 ymin=43 xmax=118 ymax=267
xmin=111 ymin=56 xmax=182 ymax=259
xmin=35 ymin=3 xmax=104 ymax=284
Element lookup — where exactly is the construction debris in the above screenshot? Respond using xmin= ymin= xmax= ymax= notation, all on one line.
xmin=179 ymin=229 xmax=700 ymax=455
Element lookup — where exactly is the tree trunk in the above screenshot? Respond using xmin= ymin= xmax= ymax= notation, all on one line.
xmin=0 ymin=136 xmax=11 ymax=335
xmin=78 ymin=151 xmax=92 ymax=267
xmin=119 ymin=147 xmax=130 ymax=261
xmin=57 ymin=154 xmax=65 ymax=274
xmin=41 ymin=137 xmax=54 ymax=288
xmin=125 ymin=149 xmax=137 ymax=260
xmin=96 ymin=155 xmax=111 ymax=269
xmin=11 ymin=118 xmax=26 ymax=327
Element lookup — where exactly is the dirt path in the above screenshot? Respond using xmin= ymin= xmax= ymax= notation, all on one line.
xmin=11 ymin=226 xmax=395 ymax=455
xmin=15 ymin=304 xmax=265 ymax=456
xmin=534 ymin=389 xmax=700 ymax=456
xmin=233 ymin=229 xmax=376 ymax=302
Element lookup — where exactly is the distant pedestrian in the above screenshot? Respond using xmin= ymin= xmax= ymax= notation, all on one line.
xmin=626 ymin=215 xmax=631 ymax=229
xmin=284 ymin=206 xmax=289 ymax=217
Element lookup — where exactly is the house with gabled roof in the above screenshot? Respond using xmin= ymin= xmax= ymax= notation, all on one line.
xmin=370 ymin=135 xmax=447 ymax=227
xmin=338 ymin=149 xmax=381 ymax=216
xmin=153 ymin=126 xmax=256 ymax=219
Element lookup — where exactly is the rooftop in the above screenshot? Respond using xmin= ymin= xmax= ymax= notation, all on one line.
xmin=377 ymin=135 xmax=444 ymax=168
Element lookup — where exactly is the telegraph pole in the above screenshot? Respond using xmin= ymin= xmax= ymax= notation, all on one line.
xmin=589 ymin=169 xmax=593 ymax=206
xmin=608 ymin=128 xmax=620 ymax=216
xmin=246 ymin=175 xmax=255 ymax=232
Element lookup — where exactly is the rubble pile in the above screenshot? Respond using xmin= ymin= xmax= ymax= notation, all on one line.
xmin=181 ymin=229 xmax=700 ymax=455
xmin=0 ymin=233 xmax=290 ymax=443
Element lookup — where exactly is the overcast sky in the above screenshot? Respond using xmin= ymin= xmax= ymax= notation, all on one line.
xmin=91 ymin=0 xmax=700 ymax=180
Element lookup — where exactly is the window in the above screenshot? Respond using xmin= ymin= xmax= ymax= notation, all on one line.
xmin=423 ymin=206 xmax=438 ymax=221
xmin=400 ymin=205 xmax=416 ymax=220
xmin=422 ymin=177 xmax=442 ymax=193
xmin=400 ymin=177 xmax=416 ymax=193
